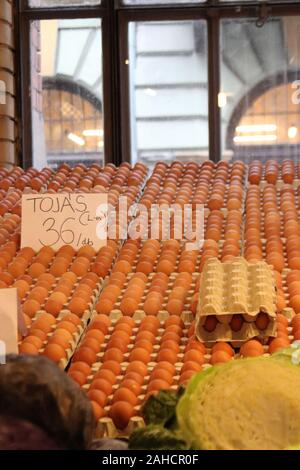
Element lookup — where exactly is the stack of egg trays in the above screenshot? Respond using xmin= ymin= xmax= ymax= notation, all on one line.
xmin=20 ymin=273 xmax=105 ymax=369
xmin=18 ymin=239 xmax=127 ymax=367
xmin=98 ymin=271 xmax=198 ymax=322
xmin=120 ymin=239 xmax=231 ymax=275
xmin=259 ymin=177 xmax=300 ymax=189
xmin=78 ymin=310 xmax=203 ymax=438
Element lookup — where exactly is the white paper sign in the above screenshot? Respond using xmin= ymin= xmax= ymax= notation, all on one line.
xmin=21 ymin=193 xmax=108 ymax=251
xmin=0 ymin=288 xmax=20 ymax=357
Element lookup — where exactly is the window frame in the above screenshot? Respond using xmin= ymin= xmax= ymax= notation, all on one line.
xmin=16 ymin=0 xmax=300 ymax=167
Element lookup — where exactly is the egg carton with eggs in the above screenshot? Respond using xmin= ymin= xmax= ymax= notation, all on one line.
xmin=34 ymin=272 xmax=104 ymax=317
xmin=122 ymin=239 xmax=226 ymax=275
xmin=278 ymin=268 xmax=300 ymax=318
xmin=257 ymin=237 xmax=290 ymax=269
xmin=196 ymin=257 xmax=277 ymax=344
xmin=19 ymin=277 xmax=105 ymax=365
xmin=196 ymin=316 xmax=277 ymax=347
xmin=139 ymin=209 xmax=241 ymax=241
xmin=73 ymin=315 xmax=204 ymax=437
xmin=259 ymin=179 xmax=300 ymax=190
xmin=102 ymin=273 xmax=198 ymax=324
xmin=20 ymin=307 xmax=91 ymax=369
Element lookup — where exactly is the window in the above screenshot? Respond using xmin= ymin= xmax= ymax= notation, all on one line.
xmin=220 ymin=17 xmax=300 ymax=162
xmin=20 ymin=1 xmax=300 ymax=167
xmin=29 ymin=0 xmax=101 ymax=7
xmin=123 ymin=1 xmax=205 ymax=4
xmin=30 ymin=18 xmax=103 ymax=169
xmin=128 ymin=20 xmax=208 ymax=166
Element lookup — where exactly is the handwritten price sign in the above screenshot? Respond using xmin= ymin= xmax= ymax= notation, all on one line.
xmin=21 ymin=193 xmax=108 ymax=251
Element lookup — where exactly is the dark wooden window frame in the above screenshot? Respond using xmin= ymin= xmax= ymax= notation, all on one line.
xmin=16 ymin=0 xmax=300 ymax=168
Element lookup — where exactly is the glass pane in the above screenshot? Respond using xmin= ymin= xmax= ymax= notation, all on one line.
xmin=29 ymin=0 xmax=100 ymax=7
xmin=124 ymin=1 xmax=204 ymax=4
xmin=129 ymin=20 xmax=208 ymax=166
xmin=220 ymin=17 xmax=300 ymax=162
xmin=31 ymin=19 xmax=103 ymax=169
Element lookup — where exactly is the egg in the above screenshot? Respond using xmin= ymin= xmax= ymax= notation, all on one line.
xmin=123 ymin=371 xmax=144 ymax=386
xmin=290 ymin=295 xmax=300 ymax=313
xmin=103 ymin=347 xmax=124 ymax=363
xmin=28 ymin=262 xmax=46 ymax=278
xmin=69 ymin=361 xmax=91 ymax=377
xmin=210 ymin=350 xmax=232 ymax=365
xmin=135 ymin=330 xmax=156 ymax=344
xmin=203 ymin=315 xmax=218 ymax=332
xmin=19 ymin=342 xmax=39 ymax=355
xmin=90 ymin=378 xmax=113 ymax=395
xmin=181 ymin=361 xmax=202 ymax=373
xmin=85 ymin=329 xmax=105 ymax=344
xmin=268 ymin=337 xmax=290 ymax=354
xmin=112 ymin=387 xmax=138 ymax=406
xmin=68 ymin=370 xmax=86 ymax=386
xmin=68 ymin=298 xmax=88 ymax=317
xmin=183 ymin=349 xmax=205 ymax=364
xmin=212 ymin=342 xmax=234 ymax=356
xmin=109 ymin=401 xmax=134 ymax=430
xmin=150 ymin=369 xmax=173 ymax=385
xmin=179 ymin=370 xmax=197 ymax=385
xmin=28 ymin=286 xmax=48 ymax=304
xmin=120 ymin=297 xmax=139 ymax=316
xmin=44 ymin=299 xmax=63 ymax=317
xmin=29 ymin=328 xmax=47 ymax=341
xmin=94 ymin=369 xmax=116 ymax=385
xmin=128 ymin=347 xmax=151 ymax=364
xmin=126 ymin=360 xmax=148 ymax=377
xmin=91 ymin=401 xmax=105 ymax=421
xmin=255 ymin=312 xmax=270 ymax=330
xmin=51 ymin=328 xmax=73 ymax=346
xmin=22 ymin=299 xmax=40 ymax=318
xmin=43 ymin=344 xmax=67 ymax=363
xmin=156 ymin=348 xmax=177 ymax=364
xmin=87 ymin=389 xmax=107 ymax=407
xmin=72 ymin=347 xmax=97 ymax=366
xmin=240 ymin=340 xmax=264 ymax=357
xmin=166 ymin=298 xmax=183 ymax=316
xmin=22 ymin=335 xmax=43 ymax=350
xmin=230 ymin=314 xmax=244 ymax=332
xmin=101 ymin=360 xmax=122 ymax=376
xmin=147 ymin=379 xmax=171 ymax=393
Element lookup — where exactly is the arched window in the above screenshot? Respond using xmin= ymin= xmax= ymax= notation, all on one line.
xmin=227 ymin=72 xmax=300 ymax=162
xmin=42 ymin=77 xmax=103 ymax=166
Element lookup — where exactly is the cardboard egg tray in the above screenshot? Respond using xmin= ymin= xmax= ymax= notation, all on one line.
xmin=118 ymin=240 xmax=207 ymax=274
xmin=117 ymin=237 xmax=243 ymax=276
xmin=259 ymin=179 xmax=300 ymax=189
xmin=20 ymin=276 xmax=105 ymax=368
xmin=132 ymin=207 xmax=243 ymax=243
xmin=196 ymin=257 xmax=277 ymax=345
xmin=97 ymin=272 xmax=200 ymax=324
xmin=279 ymin=268 xmax=299 ymax=320
xmin=254 ymin=189 xmax=300 ymax=214
xmin=139 ymin=184 xmax=246 ymax=212
xmin=13 ymin=240 xmax=123 ymax=289
xmin=71 ymin=312 xmax=204 ymax=438
xmin=70 ymin=309 xmax=295 ymax=438
xmin=257 ymin=237 xmax=290 ymax=270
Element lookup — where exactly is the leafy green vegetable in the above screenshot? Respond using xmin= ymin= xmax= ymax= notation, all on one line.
xmin=129 ymin=389 xmax=188 ymax=450
xmin=129 ymin=425 xmax=187 ymax=450
xmin=142 ymin=388 xmax=184 ymax=428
